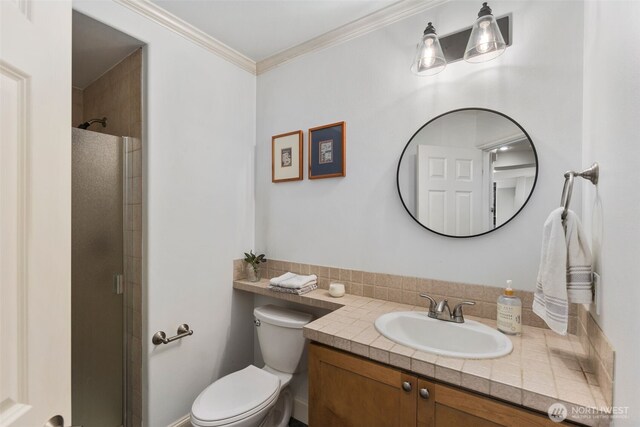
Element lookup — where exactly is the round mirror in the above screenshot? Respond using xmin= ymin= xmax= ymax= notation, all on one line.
xmin=397 ymin=108 xmax=538 ymax=238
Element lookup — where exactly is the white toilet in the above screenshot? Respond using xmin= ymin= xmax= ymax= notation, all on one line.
xmin=190 ymin=305 xmax=313 ymax=427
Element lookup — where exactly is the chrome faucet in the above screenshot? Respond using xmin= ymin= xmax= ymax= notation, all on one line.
xmin=420 ymin=294 xmax=475 ymax=323
xmin=436 ymin=299 xmax=451 ymax=318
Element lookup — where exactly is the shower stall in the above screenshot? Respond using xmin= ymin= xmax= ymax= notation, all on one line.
xmin=72 ymin=128 xmax=136 ymax=427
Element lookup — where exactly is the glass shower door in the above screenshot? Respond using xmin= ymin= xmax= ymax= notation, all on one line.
xmin=72 ymin=128 xmax=124 ymax=427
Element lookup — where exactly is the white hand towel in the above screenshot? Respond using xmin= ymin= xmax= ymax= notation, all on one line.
xmin=533 ymin=208 xmax=593 ymax=335
xmin=279 ymin=274 xmax=318 ymax=289
xmin=533 ymin=208 xmax=568 ymax=334
xmin=565 ymin=211 xmax=594 ymax=304
xmin=269 ymin=272 xmax=297 ymax=286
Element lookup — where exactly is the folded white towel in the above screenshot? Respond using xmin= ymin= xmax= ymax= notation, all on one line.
xmin=280 ymin=274 xmax=317 ymax=288
xmin=270 ymin=272 xmax=297 ymax=286
xmin=270 ymin=272 xmax=318 ymax=289
xmin=269 ymin=282 xmax=318 ymax=295
xmin=533 ymin=208 xmax=593 ymax=335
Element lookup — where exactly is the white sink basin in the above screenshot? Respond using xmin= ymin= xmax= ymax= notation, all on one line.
xmin=374 ymin=311 xmax=513 ymax=359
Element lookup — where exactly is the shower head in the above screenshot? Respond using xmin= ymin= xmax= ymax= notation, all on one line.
xmin=78 ymin=117 xmax=107 ymax=130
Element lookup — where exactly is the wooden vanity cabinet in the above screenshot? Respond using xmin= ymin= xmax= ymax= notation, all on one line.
xmin=309 ymin=343 xmax=567 ymax=427
xmin=308 ymin=341 xmax=419 ymax=426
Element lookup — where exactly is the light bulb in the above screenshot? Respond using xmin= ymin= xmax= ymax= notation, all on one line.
xmin=421 ymin=37 xmax=436 ymax=67
xmin=476 ymin=20 xmax=491 ymax=53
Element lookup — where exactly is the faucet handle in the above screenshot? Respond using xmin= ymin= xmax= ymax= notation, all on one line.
xmin=419 ymin=294 xmax=437 ymax=314
xmin=452 ymin=301 xmax=475 ymax=323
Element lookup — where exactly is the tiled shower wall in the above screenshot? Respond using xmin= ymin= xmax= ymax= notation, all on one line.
xmin=234 ymin=259 xmax=578 ymax=334
xmin=78 ymin=49 xmax=142 ymax=139
xmin=125 ymin=140 xmax=142 ymax=427
xmin=72 ymin=87 xmax=83 ymax=127
xmin=72 ymin=48 xmax=143 ymax=427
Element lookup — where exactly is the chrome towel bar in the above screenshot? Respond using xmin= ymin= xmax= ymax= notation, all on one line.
xmin=560 ymin=162 xmax=599 ymax=221
xmin=152 ymin=324 xmax=193 ymax=345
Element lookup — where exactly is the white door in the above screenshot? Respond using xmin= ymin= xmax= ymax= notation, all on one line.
xmin=1 ymin=1 xmax=72 ymax=426
xmin=417 ymin=145 xmax=483 ymax=236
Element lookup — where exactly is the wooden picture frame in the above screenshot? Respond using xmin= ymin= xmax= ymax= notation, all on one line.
xmin=272 ymin=130 xmax=303 ymax=183
xmin=308 ymin=121 xmax=346 ymax=179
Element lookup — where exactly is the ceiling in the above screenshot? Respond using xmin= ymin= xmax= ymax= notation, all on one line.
xmin=73 ymin=11 xmax=144 ymax=89
xmin=150 ymin=0 xmax=397 ymax=62
xmin=73 ymin=1 xmax=405 ymax=83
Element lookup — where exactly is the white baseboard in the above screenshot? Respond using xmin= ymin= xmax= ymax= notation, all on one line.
xmin=292 ymin=397 xmax=308 ymax=425
xmin=167 ymin=414 xmax=191 ymax=427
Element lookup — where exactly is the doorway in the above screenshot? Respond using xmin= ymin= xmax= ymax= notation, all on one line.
xmin=72 ymin=11 xmax=144 ymax=427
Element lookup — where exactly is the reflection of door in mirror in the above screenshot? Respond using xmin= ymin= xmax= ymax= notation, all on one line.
xmin=417 ymin=145 xmax=483 ymax=235
xmin=485 ymin=139 xmax=536 ymax=227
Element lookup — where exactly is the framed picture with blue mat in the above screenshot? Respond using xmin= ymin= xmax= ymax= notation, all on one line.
xmin=308 ymin=121 xmax=346 ymax=179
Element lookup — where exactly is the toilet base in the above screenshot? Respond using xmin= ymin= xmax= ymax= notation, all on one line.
xmin=259 ymin=386 xmax=292 ymax=427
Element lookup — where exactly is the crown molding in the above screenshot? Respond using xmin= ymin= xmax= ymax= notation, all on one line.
xmin=113 ymin=0 xmax=257 ymax=75
xmin=256 ymin=0 xmax=448 ymax=75
xmin=113 ymin=0 xmax=448 ymax=77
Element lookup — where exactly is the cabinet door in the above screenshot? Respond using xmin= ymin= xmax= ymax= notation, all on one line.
xmin=309 ymin=343 xmax=417 ymax=427
xmin=417 ymin=378 xmax=436 ymax=427
xmin=434 ymin=384 xmax=560 ymax=427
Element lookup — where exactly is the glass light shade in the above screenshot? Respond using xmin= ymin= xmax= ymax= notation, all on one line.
xmin=464 ymin=14 xmax=506 ymax=63
xmin=411 ymin=32 xmax=446 ymax=76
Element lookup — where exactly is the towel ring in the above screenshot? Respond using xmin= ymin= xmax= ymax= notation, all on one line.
xmin=560 ymin=173 xmax=575 ymax=221
xmin=560 ymin=163 xmax=599 ymax=221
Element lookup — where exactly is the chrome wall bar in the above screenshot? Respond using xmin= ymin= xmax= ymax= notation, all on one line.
xmin=560 ymin=162 xmax=599 ymax=221
xmin=152 ymin=324 xmax=193 ymax=345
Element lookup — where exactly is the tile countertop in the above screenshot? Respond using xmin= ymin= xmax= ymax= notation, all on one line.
xmin=234 ymin=279 xmax=610 ymax=426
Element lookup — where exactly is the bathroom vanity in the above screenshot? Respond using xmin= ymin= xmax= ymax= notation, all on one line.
xmin=233 ymin=278 xmax=610 ymax=427
xmin=309 ymin=342 xmax=558 ymax=426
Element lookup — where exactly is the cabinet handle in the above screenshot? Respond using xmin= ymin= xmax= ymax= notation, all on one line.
xmin=419 ymin=388 xmax=430 ymax=399
xmin=402 ymin=381 xmax=412 ymax=392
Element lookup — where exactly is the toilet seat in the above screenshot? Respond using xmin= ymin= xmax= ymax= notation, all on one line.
xmin=191 ymin=365 xmax=280 ymax=427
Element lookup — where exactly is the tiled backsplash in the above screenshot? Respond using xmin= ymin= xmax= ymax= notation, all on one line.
xmin=577 ymin=305 xmax=615 ymax=406
xmin=233 ymin=259 xmax=579 ymax=334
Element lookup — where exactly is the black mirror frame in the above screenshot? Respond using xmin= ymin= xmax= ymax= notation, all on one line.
xmin=396 ymin=107 xmax=539 ymax=238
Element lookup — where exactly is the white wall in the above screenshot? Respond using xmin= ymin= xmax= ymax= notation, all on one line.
xmin=582 ymin=1 xmax=640 ymax=424
xmin=72 ymin=2 xmax=257 ymax=425
xmin=256 ymin=0 xmax=584 ymax=290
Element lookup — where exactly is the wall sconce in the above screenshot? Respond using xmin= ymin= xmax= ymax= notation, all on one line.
xmin=464 ymin=2 xmax=506 ymax=62
xmin=410 ymin=22 xmax=447 ymax=76
xmin=411 ymin=2 xmax=511 ymax=76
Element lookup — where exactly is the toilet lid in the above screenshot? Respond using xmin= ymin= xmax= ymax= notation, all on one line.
xmin=191 ymin=365 xmax=280 ymax=425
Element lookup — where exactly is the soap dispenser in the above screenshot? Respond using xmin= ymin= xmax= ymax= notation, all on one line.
xmin=497 ymin=280 xmax=522 ymax=335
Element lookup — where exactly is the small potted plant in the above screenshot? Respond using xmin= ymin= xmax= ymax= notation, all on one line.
xmin=243 ymin=250 xmax=266 ymax=282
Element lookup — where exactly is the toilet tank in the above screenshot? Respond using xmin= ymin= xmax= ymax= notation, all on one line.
xmin=254 ymin=305 xmax=313 ymax=373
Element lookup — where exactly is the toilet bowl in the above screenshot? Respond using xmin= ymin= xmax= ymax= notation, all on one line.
xmin=191 ymin=305 xmax=313 ymax=427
